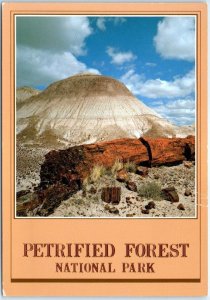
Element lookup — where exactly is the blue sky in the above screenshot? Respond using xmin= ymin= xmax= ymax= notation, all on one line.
xmin=16 ymin=16 xmax=196 ymax=125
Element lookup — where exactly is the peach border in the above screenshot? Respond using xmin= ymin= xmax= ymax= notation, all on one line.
xmin=2 ymin=2 xmax=208 ymax=296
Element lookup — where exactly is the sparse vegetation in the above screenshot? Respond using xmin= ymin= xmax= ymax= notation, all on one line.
xmin=138 ymin=181 xmax=162 ymax=200
xmin=124 ymin=160 xmax=137 ymax=173
xmin=82 ymin=176 xmax=90 ymax=189
xmin=89 ymin=165 xmax=106 ymax=183
xmin=83 ymin=160 xmax=137 ymax=187
xmin=111 ymin=159 xmax=124 ymax=175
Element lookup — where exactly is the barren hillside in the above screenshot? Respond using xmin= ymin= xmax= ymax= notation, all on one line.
xmin=16 ymin=74 xmax=194 ymax=147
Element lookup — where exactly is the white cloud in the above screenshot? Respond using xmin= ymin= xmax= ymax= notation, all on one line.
xmin=154 ymin=17 xmax=195 ymax=61
xmin=96 ymin=17 xmax=126 ymax=31
xmin=106 ymin=47 xmax=136 ymax=65
xmin=145 ymin=62 xmax=157 ymax=67
xmin=96 ymin=18 xmax=106 ymax=31
xmin=112 ymin=17 xmax=126 ymax=25
xmin=121 ymin=68 xmax=195 ymax=99
xmin=152 ymin=99 xmax=195 ymax=125
xmin=121 ymin=68 xmax=195 ymax=125
xmin=166 ymin=99 xmax=195 ymax=110
xmin=16 ymin=46 xmax=100 ymax=87
xmin=16 ymin=16 xmax=92 ymax=56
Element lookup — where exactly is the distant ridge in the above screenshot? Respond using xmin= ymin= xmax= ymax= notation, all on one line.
xmin=16 ymin=86 xmax=40 ymax=108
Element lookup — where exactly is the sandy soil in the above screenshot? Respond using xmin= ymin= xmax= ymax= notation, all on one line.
xmin=50 ymin=164 xmax=196 ymax=218
xmin=16 ymin=143 xmax=49 ymax=192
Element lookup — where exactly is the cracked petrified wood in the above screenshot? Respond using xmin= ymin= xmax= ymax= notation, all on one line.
xmin=40 ymin=135 xmax=194 ymax=185
xmin=17 ymin=135 xmax=195 ymax=216
xmin=101 ymin=187 xmax=121 ymax=204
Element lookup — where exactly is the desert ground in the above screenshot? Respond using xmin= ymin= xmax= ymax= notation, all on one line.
xmin=50 ymin=164 xmax=195 ymax=218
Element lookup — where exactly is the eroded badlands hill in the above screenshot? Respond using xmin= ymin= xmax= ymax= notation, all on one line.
xmin=16 ymin=74 xmax=194 ymax=146
xmin=16 ymin=86 xmax=40 ymax=108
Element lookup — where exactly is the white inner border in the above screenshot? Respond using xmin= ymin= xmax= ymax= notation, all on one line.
xmin=14 ymin=15 xmax=197 ymax=219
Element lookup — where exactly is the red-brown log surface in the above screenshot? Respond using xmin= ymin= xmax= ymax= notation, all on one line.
xmin=18 ymin=136 xmax=194 ymax=216
xmin=40 ymin=135 xmax=195 ymax=187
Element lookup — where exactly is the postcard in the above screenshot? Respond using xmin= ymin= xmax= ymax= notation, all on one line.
xmin=2 ymin=2 xmax=207 ymax=296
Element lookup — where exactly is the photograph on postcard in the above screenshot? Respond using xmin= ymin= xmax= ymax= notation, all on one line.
xmin=16 ymin=15 xmax=196 ymax=218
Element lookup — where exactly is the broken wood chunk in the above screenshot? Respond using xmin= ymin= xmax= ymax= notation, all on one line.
xmin=161 ymin=187 xmax=179 ymax=203
xmin=101 ymin=187 xmax=121 ymax=204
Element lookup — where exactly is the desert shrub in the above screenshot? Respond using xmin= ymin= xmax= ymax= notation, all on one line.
xmin=111 ymin=159 xmax=124 ymax=175
xmin=89 ymin=165 xmax=106 ymax=183
xmin=82 ymin=177 xmax=90 ymax=195
xmin=138 ymin=181 xmax=162 ymax=200
xmin=124 ymin=160 xmax=137 ymax=173
xmin=82 ymin=176 xmax=90 ymax=190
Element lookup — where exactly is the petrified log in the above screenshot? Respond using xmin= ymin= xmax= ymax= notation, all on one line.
xmin=22 ymin=136 xmax=194 ymax=216
xmin=16 ymin=195 xmax=40 ymax=216
xmin=126 ymin=181 xmax=137 ymax=192
xmin=161 ymin=187 xmax=179 ymax=203
xmin=17 ymin=189 xmax=31 ymax=198
xmin=40 ymin=136 xmax=195 ymax=186
xmin=177 ymin=203 xmax=185 ymax=210
xmin=116 ymin=169 xmax=129 ymax=182
xmin=143 ymin=135 xmax=195 ymax=167
xmin=101 ymin=187 xmax=121 ymax=204
xmin=136 ymin=166 xmax=149 ymax=177
xmin=145 ymin=201 xmax=156 ymax=210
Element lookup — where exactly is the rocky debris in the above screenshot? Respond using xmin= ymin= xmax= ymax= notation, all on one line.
xmin=145 ymin=201 xmax=156 ymax=210
xmin=161 ymin=187 xmax=179 ymax=203
xmin=184 ymin=189 xmax=192 ymax=196
xmin=154 ymin=174 xmax=160 ymax=179
xmin=49 ymin=163 xmax=195 ymax=218
xmin=126 ymin=181 xmax=137 ymax=192
xmin=108 ymin=207 xmax=119 ymax=214
xmin=16 ymin=143 xmax=49 ymax=193
xmin=116 ymin=169 xmax=129 ymax=182
xmin=89 ymin=186 xmax=97 ymax=194
xmin=126 ymin=197 xmax=133 ymax=205
xmin=141 ymin=208 xmax=150 ymax=214
xmin=184 ymin=161 xmax=193 ymax=168
xmin=101 ymin=187 xmax=121 ymax=204
xmin=177 ymin=203 xmax=185 ymax=210
xmin=136 ymin=166 xmax=149 ymax=177
xmin=126 ymin=213 xmax=136 ymax=217
xmin=104 ymin=204 xmax=111 ymax=211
